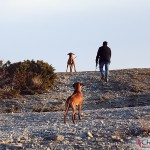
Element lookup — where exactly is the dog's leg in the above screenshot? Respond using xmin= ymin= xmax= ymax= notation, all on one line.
xmin=70 ymin=65 xmax=72 ymax=72
xmin=72 ymin=104 xmax=76 ymax=124
xmin=74 ymin=112 xmax=76 ymax=120
xmin=78 ymin=104 xmax=82 ymax=120
xmin=73 ymin=63 xmax=76 ymax=72
xmin=66 ymin=64 xmax=69 ymax=72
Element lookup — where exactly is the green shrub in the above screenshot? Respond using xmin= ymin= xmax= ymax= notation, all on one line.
xmin=0 ymin=60 xmax=57 ymax=97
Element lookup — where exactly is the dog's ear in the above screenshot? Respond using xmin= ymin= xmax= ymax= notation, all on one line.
xmin=80 ymin=83 xmax=84 ymax=86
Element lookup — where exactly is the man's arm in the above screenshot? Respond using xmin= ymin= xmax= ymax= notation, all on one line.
xmin=96 ymin=48 xmax=100 ymax=67
xmin=110 ymin=48 xmax=111 ymax=58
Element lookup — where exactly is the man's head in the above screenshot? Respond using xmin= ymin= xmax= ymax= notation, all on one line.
xmin=68 ymin=53 xmax=75 ymax=58
xmin=103 ymin=41 xmax=107 ymax=46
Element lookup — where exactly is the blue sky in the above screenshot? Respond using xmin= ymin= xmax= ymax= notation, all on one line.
xmin=0 ymin=0 xmax=149 ymax=72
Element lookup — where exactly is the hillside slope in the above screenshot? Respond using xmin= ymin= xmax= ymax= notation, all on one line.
xmin=0 ymin=68 xmax=150 ymax=149
xmin=1 ymin=68 xmax=150 ymax=113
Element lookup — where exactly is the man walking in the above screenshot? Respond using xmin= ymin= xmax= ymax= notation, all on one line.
xmin=96 ymin=41 xmax=111 ymax=82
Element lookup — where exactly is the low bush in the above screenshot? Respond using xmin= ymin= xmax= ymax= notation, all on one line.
xmin=0 ymin=60 xmax=57 ymax=98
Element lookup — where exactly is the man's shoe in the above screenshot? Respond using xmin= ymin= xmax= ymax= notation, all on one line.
xmin=101 ymin=75 xmax=105 ymax=80
xmin=105 ymin=78 xmax=108 ymax=82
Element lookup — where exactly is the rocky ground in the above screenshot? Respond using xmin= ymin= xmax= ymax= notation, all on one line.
xmin=0 ymin=68 xmax=150 ymax=149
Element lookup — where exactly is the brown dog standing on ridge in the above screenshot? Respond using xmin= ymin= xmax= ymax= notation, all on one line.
xmin=64 ymin=82 xmax=83 ymax=124
xmin=66 ymin=52 xmax=76 ymax=72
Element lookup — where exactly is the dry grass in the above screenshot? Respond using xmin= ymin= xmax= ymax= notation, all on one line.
xmin=31 ymin=75 xmax=43 ymax=87
xmin=32 ymin=103 xmax=58 ymax=112
xmin=139 ymin=119 xmax=150 ymax=135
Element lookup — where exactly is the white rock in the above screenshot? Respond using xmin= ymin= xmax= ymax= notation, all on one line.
xmin=87 ymin=131 xmax=93 ymax=138
xmin=56 ymin=135 xmax=65 ymax=141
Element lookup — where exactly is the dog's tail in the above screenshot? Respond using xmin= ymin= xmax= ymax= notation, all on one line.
xmin=64 ymin=97 xmax=71 ymax=123
xmin=65 ymin=97 xmax=70 ymax=113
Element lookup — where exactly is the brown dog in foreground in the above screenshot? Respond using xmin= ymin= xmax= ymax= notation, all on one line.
xmin=66 ymin=52 xmax=76 ymax=72
xmin=64 ymin=82 xmax=83 ymax=124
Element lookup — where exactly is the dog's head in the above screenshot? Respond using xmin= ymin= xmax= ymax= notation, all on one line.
xmin=68 ymin=52 xmax=75 ymax=56
xmin=73 ymin=82 xmax=83 ymax=91
xmin=68 ymin=52 xmax=75 ymax=58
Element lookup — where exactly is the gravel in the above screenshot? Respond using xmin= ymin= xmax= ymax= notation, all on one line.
xmin=0 ymin=106 xmax=150 ymax=149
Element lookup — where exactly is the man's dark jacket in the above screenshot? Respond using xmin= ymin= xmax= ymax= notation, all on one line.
xmin=96 ymin=45 xmax=111 ymax=65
